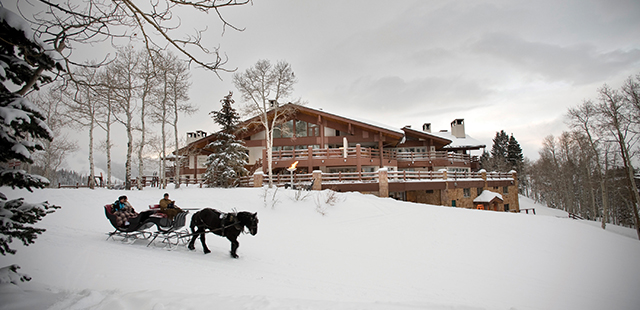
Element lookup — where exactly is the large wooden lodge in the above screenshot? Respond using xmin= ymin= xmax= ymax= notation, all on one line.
xmin=174 ymin=104 xmax=519 ymax=212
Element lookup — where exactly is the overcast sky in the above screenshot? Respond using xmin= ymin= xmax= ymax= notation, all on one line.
xmin=185 ymin=0 xmax=640 ymax=158
xmin=23 ymin=0 xmax=640 ymax=173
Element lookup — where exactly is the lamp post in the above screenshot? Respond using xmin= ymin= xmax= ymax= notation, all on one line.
xmin=287 ymin=161 xmax=299 ymax=189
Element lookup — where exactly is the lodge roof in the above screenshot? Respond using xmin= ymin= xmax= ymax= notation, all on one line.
xmin=401 ymin=126 xmax=452 ymax=148
xmin=181 ymin=103 xmax=487 ymax=156
xmin=431 ymin=130 xmax=486 ymax=150
xmin=179 ymin=103 xmax=406 ymax=153
xmin=473 ymin=190 xmax=503 ymax=203
xmin=292 ymin=104 xmax=405 ymax=137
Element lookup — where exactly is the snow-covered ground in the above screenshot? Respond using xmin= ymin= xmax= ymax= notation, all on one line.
xmin=1 ymin=186 xmax=639 ymax=310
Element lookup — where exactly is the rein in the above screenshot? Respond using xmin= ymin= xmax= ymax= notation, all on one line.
xmin=192 ymin=212 xmax=248 ymax=237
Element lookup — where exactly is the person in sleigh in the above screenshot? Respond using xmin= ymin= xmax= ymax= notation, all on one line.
xmin=158 ymin=193 xmax=184 ymax=220
xmin=112 ymin=195 xmax=138 ymax=227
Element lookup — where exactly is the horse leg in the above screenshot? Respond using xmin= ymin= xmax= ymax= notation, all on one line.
xmin=188 ymin=227 xmax=198 ymax=251
xmin=188 ymin=214 xmax=200 ymax=251
xmin=227 ymin=236 xmax=239 ymax=258
xmin=199 ymin=229 xmax=211 ymax=254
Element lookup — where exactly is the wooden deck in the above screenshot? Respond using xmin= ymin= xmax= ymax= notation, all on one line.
xmin=264 ymin=145 xmax=479 ymax=171
xmin=240 ymin=170 xmax=514 ymax=193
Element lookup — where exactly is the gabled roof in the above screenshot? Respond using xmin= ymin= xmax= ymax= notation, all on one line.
xmin=400 ymin=126 xmax=452 ymax=148
xmin=473 ymin=191 xmax=503 ymax=203
xmin=179 ymin=103 xmax=405 ymax=153
xmin=293 ymin=104 xmax=404 ymax=137
xmin=431 ymin=131 xmax=486 ymax=150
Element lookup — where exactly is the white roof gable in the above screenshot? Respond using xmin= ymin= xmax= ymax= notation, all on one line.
xmin=473 ymin=191 xmax=503 ymax=203
xmin=431 ymin=130 xmax=486 ymax=149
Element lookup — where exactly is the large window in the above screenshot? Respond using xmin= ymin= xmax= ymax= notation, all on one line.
xmin=274 ymin=120 xmax=319 ymax=138
xmin=296 ymin=120 xmax=307 ymax=137
xmin=307 ymin=122 xmax=319 ymax=137
xmin=274 ymin=120 xmax=294 ymax=138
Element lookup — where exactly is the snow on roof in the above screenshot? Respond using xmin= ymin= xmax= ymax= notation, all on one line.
xmin=301 ymin=105 xmax=404 ymax=135
xmin=473 ymin=190 xmax=503 ymax=203
xmin=431 ymin=130 xmax=486 ymax=149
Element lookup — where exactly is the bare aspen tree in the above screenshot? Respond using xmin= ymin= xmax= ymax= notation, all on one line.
xmin=233 ymin=60 xmax=298 ymax=188
xmin=109 ymin=46 xmax=139 ymax=190
xmin=30 ymin=88 xmax=78 ymax=186
xmin=63 ymin=66 xmax=102 ymax=189
xmin=166 ymin=53 xmax=195 ymax=188
xmin=622 ymin=74 xmax=640 ymax=119
xmin=150 ymin=53 xmax=172 ymax=189
xmin=95 ymin=69 xmax=118 ymax=188
xmin=596 ymin=84 xmax=640 ymax=239
xmin=135 ymin=50 xmax=159 ymax=189
xmin=567 ymin=100 xmax=610 ymax=229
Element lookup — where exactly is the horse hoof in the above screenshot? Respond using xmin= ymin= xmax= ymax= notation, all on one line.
xmin=188 ymin=246 xmax=195 ymax=251
xmin=204 ymin=250 xmax=211 ymax=254
xmin=230 ymin=252 xmax=239 ymax=258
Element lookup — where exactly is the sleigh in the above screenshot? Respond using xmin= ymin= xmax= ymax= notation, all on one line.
xmin=104 ymin=204 xmax=189 ymax=247
xmin=145 ymin=204 xmax=190 ymax=247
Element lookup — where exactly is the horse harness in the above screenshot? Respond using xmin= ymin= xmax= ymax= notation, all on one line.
xmin=196 ymin=210 xmax=243 ymax=237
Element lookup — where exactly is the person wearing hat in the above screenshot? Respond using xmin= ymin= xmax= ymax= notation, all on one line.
xmin=158 ymin=193 xmax=183 ymax=220
xmin=112 ymin=195 xmax=138 ymax=227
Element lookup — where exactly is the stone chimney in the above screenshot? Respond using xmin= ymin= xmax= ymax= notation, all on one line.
xmin=451 ymin=119 xmax=465 ymax=138
xmin=187 ymin=130 xmax=207 ymax=144
xmin=422 ymin=123 xmax=431 ymax=133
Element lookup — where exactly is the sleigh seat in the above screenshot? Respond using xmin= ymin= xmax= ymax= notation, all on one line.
xmin=104 ymin=205 xmax=155 ymax=241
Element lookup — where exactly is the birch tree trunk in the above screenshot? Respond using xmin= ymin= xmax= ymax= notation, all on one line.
xmin=173 ymin=111 xmax=181 ymax=188
xmin=233 ymin=60 xmax=298 ymax=189
xmin=105 ymin=106 xmax=112 ymax=188
xmin=109 ymin=46 xmax=139 ymax=190
xmin=136 ymin=50 xmax=156 ymax=190
xmin=88 ymin=117 xmax=96 ymax=189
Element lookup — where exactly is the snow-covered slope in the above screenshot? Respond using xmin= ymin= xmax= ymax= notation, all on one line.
xmin=1 ymin=187 xmax=639 ymax=310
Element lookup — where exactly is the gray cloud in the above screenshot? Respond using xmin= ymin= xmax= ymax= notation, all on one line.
xmin=469 ymin=33 xmax=640 ymax=84
xmin=330 ymin=75 xmax=491 ymax=113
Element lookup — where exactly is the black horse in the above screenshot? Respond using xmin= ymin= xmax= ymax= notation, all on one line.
xmin=187 ymin=208 xmax=258 ymax=258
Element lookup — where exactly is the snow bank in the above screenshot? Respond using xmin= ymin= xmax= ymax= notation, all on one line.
xmin=0 ymin=187 xmax=638 ymax=310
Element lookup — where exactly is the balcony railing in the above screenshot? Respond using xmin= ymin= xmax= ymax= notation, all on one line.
xmin=239 ymin=170 xmax=514 ymax=187
xmin=269 ymin=147 xmax=476 ymax=163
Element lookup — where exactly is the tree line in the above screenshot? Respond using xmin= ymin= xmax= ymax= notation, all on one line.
xmin=0 ymin=0 xmax=250 ymax=279
xmin=55 ymin=46 xmax=196 ymax=190
xmin=526 ymin=73 xmax=640 ymax=238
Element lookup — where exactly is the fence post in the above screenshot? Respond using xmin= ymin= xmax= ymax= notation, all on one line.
xmin=308 ymin=146 xmax=314 ymax=172
xmin=479 ymin=169 xmax=487 ymax=189
xmin=510 ymin=170 xmax=518 ymax=189
xmin=253 ymin=171 xmax=264 ymax=188
xmin=378 ymin=168 xmax=388 ymax=198
xmin=312 ymin=170 xmax=322 ymax=191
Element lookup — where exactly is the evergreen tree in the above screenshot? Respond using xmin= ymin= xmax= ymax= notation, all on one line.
xmin=479 ymin=150 xmax=491 ymax=170
xmin=491 ymin=130 xmax=509 ymax=160
xmin=203 ymin=92 xmax=248 ymax=187
xmin=0 ymin=8 xmax=60 ymax=260
xmin=480 ymin=130 xmax=510 ymax=171
xmin=507 ymin=134 xmax=524 ymax=170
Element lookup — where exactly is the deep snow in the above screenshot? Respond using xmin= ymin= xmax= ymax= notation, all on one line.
xmin=0 ymin=186 xmax=639 ymax=310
